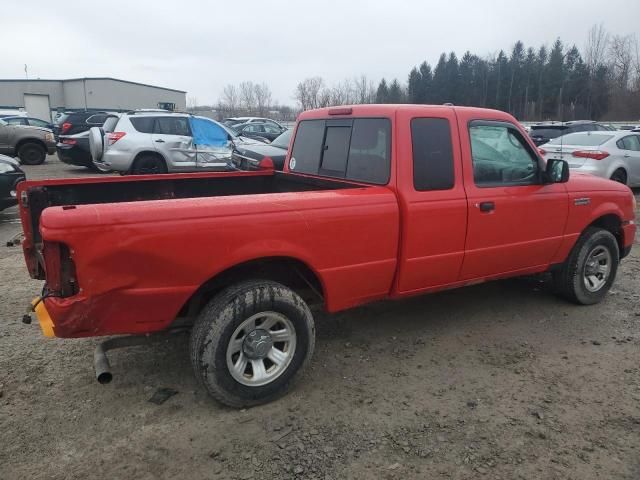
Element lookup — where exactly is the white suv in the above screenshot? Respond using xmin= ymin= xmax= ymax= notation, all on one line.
xmin=90 ymin=112 xmax=265 ymax=174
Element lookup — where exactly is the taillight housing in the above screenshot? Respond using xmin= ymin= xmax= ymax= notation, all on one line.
xmin=43 ymin=242 xmax=79 ymax=297
xmin=61 ymin=138 xmax=77 ymax=145
xmin=572 ymin=150 xmax=609 ymax=160
xmin=258 ymin=156 xmax=274 ymax=170
xmin=61 ymin=122 xmax=72 ymax=134
xmin=107 ymin=132 xmax=126 ymax=145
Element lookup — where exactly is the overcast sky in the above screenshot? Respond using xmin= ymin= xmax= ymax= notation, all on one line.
xmin=3 ymin=0 xmax=639 ymax=105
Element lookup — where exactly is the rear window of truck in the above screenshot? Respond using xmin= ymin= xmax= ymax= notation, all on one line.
xmin=411 ymin=118 xmax=454 ymax=191
xmin=290 ymin=118 xmax=391 ymax=184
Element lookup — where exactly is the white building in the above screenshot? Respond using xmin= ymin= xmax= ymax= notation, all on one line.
xmin=0 ymin=77 xmax=187 ymax=121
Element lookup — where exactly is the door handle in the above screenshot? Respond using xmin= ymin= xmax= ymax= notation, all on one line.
xmin=155 ymin=139 xmax=165 ymax=143
xmin=623 ymin=154 xmax=630 ymax=158
xmin=477 ymin=201 xmax=495 ymax=213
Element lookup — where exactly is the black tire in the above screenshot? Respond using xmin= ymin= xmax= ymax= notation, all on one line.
xmin=610 ymin=169 xmax=627 ymax=185
xmin=190 ymin=280 xmax=315 ymax=408
xmin=553 ymin=227 xmax=619 ymax=305
xmin=130 ymin=155 xmax=167 ymax=175
xmin=18 ymin=142 xmax=46 ymax=165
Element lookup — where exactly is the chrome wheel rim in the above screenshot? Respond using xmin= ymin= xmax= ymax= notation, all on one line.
xmin=583 ymin=246 xmax=612 ymax=292
xmin=226 ymin=312 xmax=296 ymax=387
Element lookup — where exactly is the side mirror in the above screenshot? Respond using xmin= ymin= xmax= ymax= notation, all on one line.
xmin=545 ymin=159 xmax=569 ymax=183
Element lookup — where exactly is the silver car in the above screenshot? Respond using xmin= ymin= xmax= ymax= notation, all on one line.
xmin=90 ymin=112 xmax=265 ymax=174
xmin=540 ymin=130 xmax=640 ymax=186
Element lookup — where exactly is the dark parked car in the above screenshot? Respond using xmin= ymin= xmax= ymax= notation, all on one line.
xmin=232 ymin=122 xmax=288 ymax=142
xmin=528 ymin=120 xmax=615 ymax=146
xmin=232 ymin=128 xmax=292 ymax=170
xmin=0 ymin=154 xmax=26 ymax=211
xmin=3 ymin=116 xmax=59 ymax=137
xmin=56 ymin=111 xmax=112 ymax=136
xmin=57 ymin=115 xmax=118 ymax=173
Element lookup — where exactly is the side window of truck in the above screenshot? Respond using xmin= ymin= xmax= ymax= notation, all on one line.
xmin=469 ymin=122 xmax=539 ymax=187
xmin=411 ymin=118 xmax=454 ymax=191
xmin=290 ymin=119 xmax=391 ymax=184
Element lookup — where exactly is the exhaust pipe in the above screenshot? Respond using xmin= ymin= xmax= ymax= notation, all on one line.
xmin=94 ymin=330 xmax=188 ymax=384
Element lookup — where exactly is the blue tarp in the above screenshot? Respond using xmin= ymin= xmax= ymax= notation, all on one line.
xmin=189 ymin=117 xmax=228 ymax=147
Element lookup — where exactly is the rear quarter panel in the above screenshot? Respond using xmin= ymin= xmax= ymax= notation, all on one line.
xmin=39 ymin=185 xmax=399 ymax=336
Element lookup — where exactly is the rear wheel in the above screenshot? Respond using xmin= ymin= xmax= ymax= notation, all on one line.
xmin=610 ymin=169 xmax=627 ymax=185
xmin=130 ymin=155 xmax=167 ymax=175
xmin=190 ymin=280 xmax=315 ymax=408
xmin=18 ymin=143 xmax=46 ymax=165
xmin=553 ymin=227 xmax=619 ymax=305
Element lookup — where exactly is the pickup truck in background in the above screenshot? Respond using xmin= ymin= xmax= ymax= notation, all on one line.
xmin=18 ymin=105 xmax=636 ymax=407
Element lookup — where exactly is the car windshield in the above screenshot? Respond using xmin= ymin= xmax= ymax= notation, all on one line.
xmin=271 ymin=129 xmax=292 ymax=149
xmin=547 ymin=133 xmax=613 ymax=146
xmin=530 ymin=126 xmax=566 ymax=138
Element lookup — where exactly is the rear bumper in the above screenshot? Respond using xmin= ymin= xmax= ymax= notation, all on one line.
xmin=0 ymin=198 xmax=18 ymax=210
xmin=100 ymin=150 xmax=135 ymax=173
xmin=57 ymin=147 xmax=92 ymax=167
xmin=37 ymin=285 xmax=194 ymax=338
xmin=33 ymin=298 xmax=55 ymax=337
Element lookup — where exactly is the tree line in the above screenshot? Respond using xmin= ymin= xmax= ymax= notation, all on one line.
xmin=374 ymin=25 xmax=639 ymax=121
xmin=208 ymin=24 xmax=639 ymax=122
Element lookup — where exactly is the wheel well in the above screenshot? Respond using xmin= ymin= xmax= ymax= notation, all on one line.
xmin=177 ymin=257 xmax=325 ymax=319
xmin=15 ymin=138 xmax=46 ymax=154
xmin=611 ymin=168 xmax=627 ymax=180
xmin=589 ymin=214 xmax=624 ymax=252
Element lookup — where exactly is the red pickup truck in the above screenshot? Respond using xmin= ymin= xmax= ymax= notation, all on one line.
xmin=18 ymin=105 xmax=636 ymax=407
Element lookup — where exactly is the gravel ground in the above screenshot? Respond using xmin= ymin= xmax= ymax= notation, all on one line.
xmin=1 ymin=156 xmax=639 ymax=480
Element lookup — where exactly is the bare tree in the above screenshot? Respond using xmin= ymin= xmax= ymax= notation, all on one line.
xmin=318 ymin=87 xmax=332 ymax=108
xmin=219 ymin=84 xmax=239 ymax=116
xmin=609 ymin=34 xmax=634 ymax=90
xmin=329 ymin=79 xmax=353 ymax=105
xmin=239 ymin=81 xmax=257 ymax=113
xmin=294 ymin=77 xmax=324 ymax=110
xmin=352 ymin=75 xmax=376 ymax=104
xmin=585 ymin=23 xmax=609 ymax=71
xmin=186 ymin=96 xmax=198 ymax=111
xmin=254 ymin=83 xmax=272 ymax=116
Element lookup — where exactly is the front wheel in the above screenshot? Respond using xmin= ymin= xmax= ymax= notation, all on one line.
xmin=18 ymin=143 xmax=46 ymax=165
xmin=190 ymin=280 xmax=315 ymax=408
xmin=553 ymin=227 xmax=619 ymax=305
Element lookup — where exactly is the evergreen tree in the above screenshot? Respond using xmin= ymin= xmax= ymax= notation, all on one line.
xmin=546 ymin=39 xmax=565 ymax=118
xmin=459 ymin=52 xmax=475 ymax=106
xmin=387 ymin=79 xmax=404 ymax=103
xmin=407 ymin=67 xmax=422 ymax=103
xmin=432 ymin=53 xmax=448 ymax=104
xmin=376 ymin=79 xmax=389 ymax=103
xmin=508 ymin=41 xmax=525 ymax=117
xmin=445 ymin=52 xmax=460 ymax=104
xmin=419 ymin=61 xmax=434 ymax=103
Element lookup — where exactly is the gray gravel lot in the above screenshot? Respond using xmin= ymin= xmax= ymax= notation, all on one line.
xmin=1 ymin=155 xmax=639 ymax=479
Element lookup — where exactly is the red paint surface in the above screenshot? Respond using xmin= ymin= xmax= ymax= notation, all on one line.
xmin=18 ymin=105 xmax=637 ymax=338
